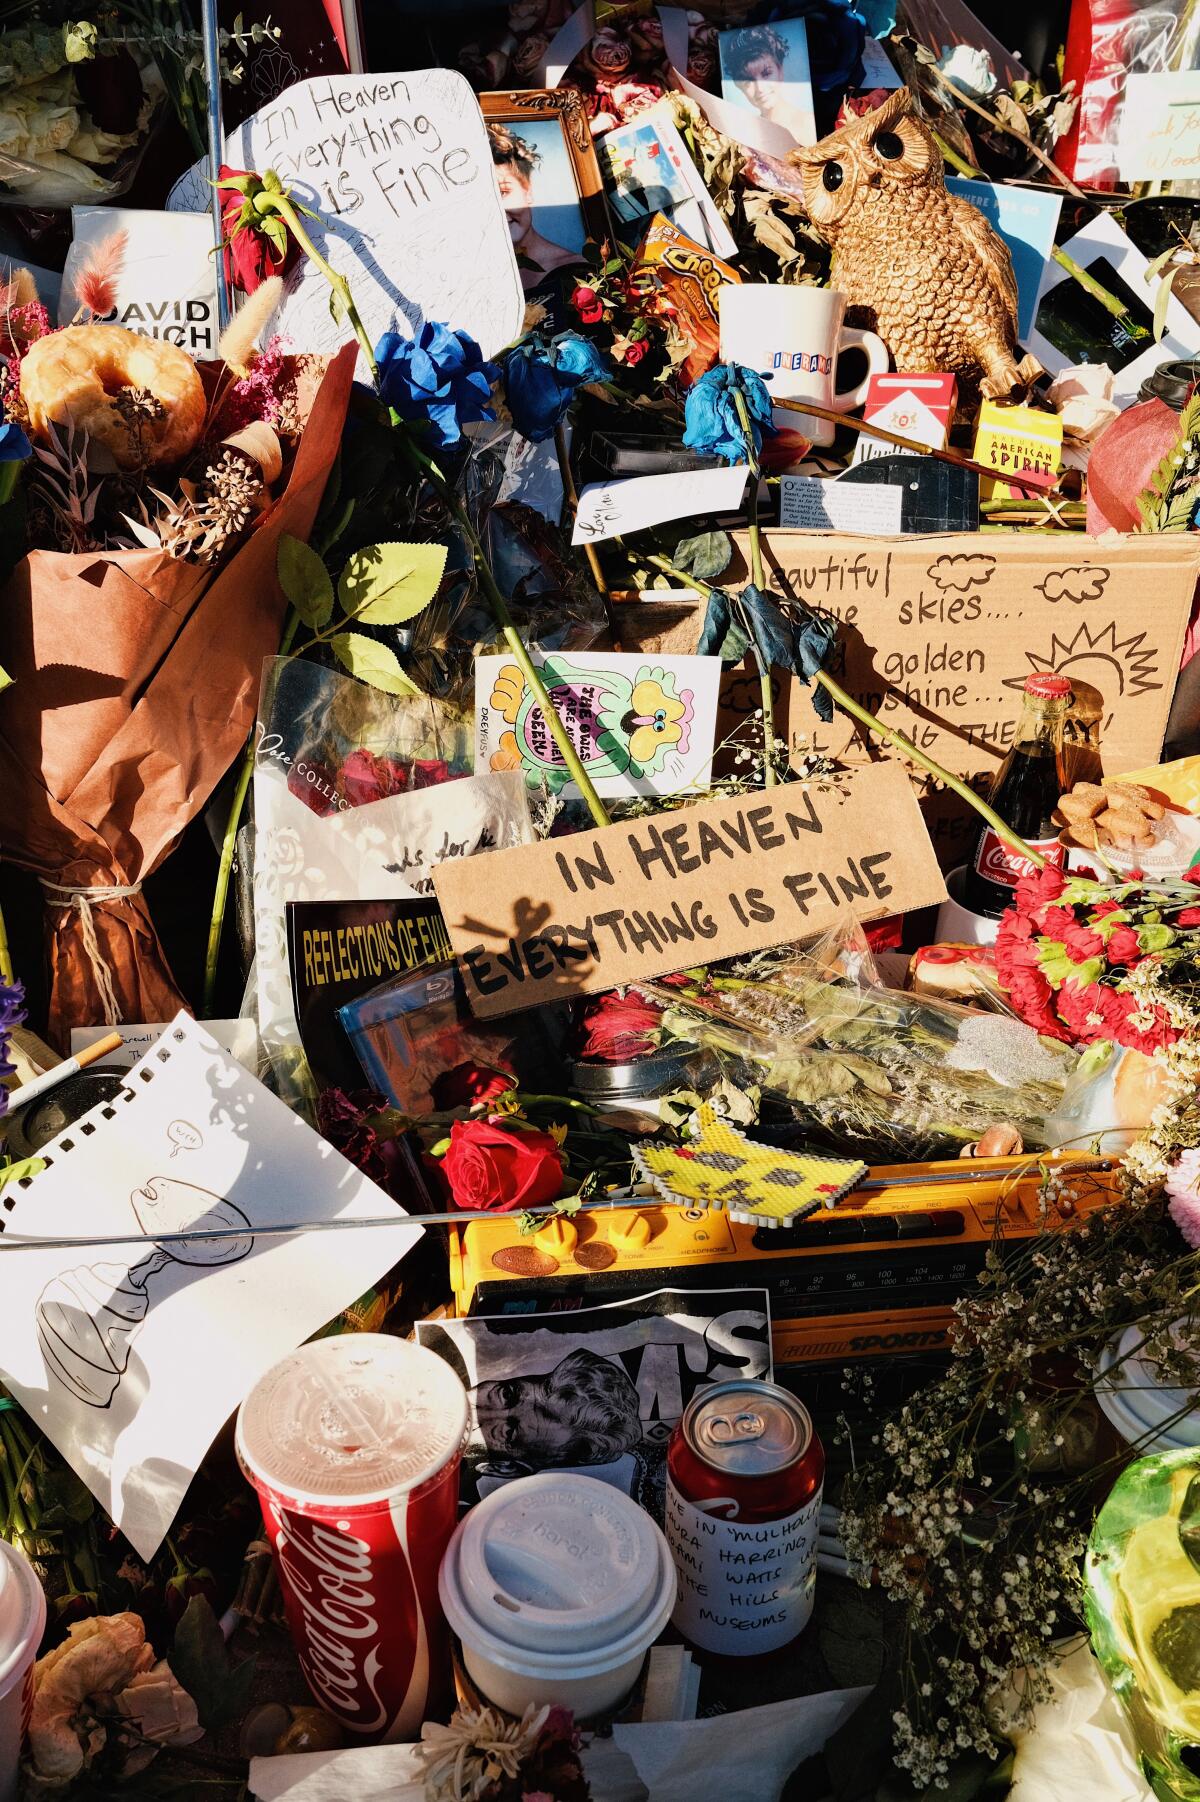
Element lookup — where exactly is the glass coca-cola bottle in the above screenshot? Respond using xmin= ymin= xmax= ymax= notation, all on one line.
xmin=963 ymin=673 xmax=1072 ymax=918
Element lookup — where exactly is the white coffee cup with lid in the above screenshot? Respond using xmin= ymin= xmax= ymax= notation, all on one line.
xmin=0 ymin=1539 xmax=46 ymax=1802
xmin=439 ymin=1471 xmax=675 ymax=1719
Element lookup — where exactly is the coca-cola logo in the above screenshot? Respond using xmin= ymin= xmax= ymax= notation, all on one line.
xmin=975 ymin=831 xmax=1064 ymax=884
xmin=268 ymin=1503 xmax=390 ymax=1732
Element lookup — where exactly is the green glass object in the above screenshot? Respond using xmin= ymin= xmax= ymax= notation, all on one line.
xmin=1086 ymin=1447 xmax=1200 ymax=1801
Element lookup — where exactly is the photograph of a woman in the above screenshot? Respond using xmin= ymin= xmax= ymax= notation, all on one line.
xmin=719 ymin=21 xmax=817 ymax=150
xmin=489 ymin=120 xmax=586 ymax=292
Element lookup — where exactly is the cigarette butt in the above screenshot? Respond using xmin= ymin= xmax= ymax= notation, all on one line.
xmin=76 ymin=1032 xmax=125 ymax=1068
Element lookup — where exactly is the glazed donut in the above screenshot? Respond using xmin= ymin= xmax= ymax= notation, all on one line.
xmin=20 ymin=324 xmax=206 ymax=472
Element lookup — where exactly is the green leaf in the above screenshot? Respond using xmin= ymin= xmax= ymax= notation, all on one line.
xmin=0 ymin=1155 xmax=43 ymax=1188
xmin=39 ymin=1466 xmax=95 ymax=1527
xmin=338 ymin=541 xmax=448 ymax=625
xmin=171 ymin=1595 xmax=256 ymax=1731
xmin=672 ymin=529 xmax=732 ymax=584
xmin=277 ymin=534 xmax=333 ymax=629
xmin=329 ymin=286 xmax=348 ymax=325
xmin=1138 ymin=923 xmax=1177 ymax=953
xmin=1154 ymin=265 xmax=1180 ymax=343
xmin=331 ymin=632 xmax=421 ymax=696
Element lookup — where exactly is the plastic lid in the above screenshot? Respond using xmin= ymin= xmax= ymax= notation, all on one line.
xmin=440 ymin=1473 xmax=674 ymax=1663
xmin=1023 ymin=674 xmax=1072 ymax=700
xmin=236 ymin=1334 xmax=468 ymax=1506
xmin=0 ymin=1539 xmax=47 ymax=1699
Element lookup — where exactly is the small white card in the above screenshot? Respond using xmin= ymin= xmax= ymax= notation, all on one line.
xmin=779 ymin=475 xmax=903 ymax=535
xmin=72 ymin=1020 xmax=259 ymax=1072
xmin=1118 ymin=71 xmax=1200 ymax=182
xmin=859 ymin=37 xmax=903 ymax=90
xmin=476 ymin=650 xmax=722 ymax=800
xmin=573 ymin=464 xmax=749 ymax=544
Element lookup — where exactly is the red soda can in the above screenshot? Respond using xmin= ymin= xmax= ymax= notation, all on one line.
xmin=236 ymin=1334 xmax=467 ymax=1741
xmin=665 ymin=1379 xmax=824 ymax=1656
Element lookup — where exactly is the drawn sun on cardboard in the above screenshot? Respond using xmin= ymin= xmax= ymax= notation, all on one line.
xmin=1004 ymin=622 xmax=1162 ymax=704
xmin=634 ymin=1106 xmax=866 ymax=1228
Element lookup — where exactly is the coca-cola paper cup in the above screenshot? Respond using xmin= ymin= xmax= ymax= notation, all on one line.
xmin=236 ymin=1335 xmax=467 ymax=1743
xmin=0 ymin=1538 xmax=47 ymax=1802
xmin=439 ymin=1472 xmax=675 ymax=1719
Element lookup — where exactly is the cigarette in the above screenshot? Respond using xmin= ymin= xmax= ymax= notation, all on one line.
xmin=6 ymin=1032 xmax=125 ymax=1114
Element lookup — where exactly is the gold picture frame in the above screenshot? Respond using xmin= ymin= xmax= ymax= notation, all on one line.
xmin=482 ymin=89 xmax=611 ymax=289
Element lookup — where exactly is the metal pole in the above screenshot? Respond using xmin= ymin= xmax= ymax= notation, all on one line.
xmin=201 ymin=0 xmax=233 ymax=334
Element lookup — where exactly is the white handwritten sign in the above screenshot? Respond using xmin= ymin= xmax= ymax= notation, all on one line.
xmin=779 ymin=475 xmax=903 ymax=535
xmin=1119 ymin=71 xmax=1200 ymax=182
xmin=573 ymin=463 xmax=749 ymax=545
xmin=166 ymin=71 xmax=523 ymax=366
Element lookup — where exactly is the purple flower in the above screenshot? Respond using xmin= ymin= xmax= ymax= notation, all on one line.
xmin=0 ymin=982 xmax=25 ymax=1114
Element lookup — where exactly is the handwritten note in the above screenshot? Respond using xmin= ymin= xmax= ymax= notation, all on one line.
xmin=573 ymin=464 xmax=749 ymax=544
xmin=1119 ymin=71 xmax=1200 ymax=182
xmin=166 ymin=70 xmax=523 ymax=366
xmin=779 ymin=476 xmax=902 ymax=535
xmin=432 ymin=764 xmax=947 ymax=1018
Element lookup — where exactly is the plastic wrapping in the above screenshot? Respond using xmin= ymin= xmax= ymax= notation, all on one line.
xmin=641 ymin=927 xmax=1104 ymax=1163
xmin=1059 ymin=0 xmax=1200 ymax=189
xmin=0 ymin=30 xmax=164 ymax=208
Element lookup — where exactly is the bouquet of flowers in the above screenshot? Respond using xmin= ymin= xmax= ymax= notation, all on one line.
xmin=994 ymin=865 xmax=1200 ymax=1056
xmin=0 ymin=276 xmax=355 ymax=1042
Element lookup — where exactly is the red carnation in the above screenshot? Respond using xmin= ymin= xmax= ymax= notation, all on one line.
xmin=1014 ymin=865 xmax=1068 ymax=913
xmin=1060 ymin=919 xmax=1105 ymax=963
xmin=1177 ymin=906 xmax=1200 ymax=927
xmin=1105 ymin=924 xmax=1143 ymax=965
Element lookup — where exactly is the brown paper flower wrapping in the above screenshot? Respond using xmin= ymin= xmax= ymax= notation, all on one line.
xmin=0 ymin=343 xmax=357 ymax=1046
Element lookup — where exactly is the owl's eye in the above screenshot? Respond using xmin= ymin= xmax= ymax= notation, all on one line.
xmin=821 ymin=161 xmax=844 ymax=192
xmin=873 ymin=130 xmax=904 ymax=160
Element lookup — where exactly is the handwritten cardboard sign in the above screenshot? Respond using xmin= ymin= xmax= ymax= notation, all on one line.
xmin=721 ymin=530 xmax=1200 ymax=869
xmin=166 ymin=70 xmax=523 ymax=365
xmin=1119 ymin=72 xmax=1200 ymax=183
xmin=432 ymin=764 xmax=946 ymax=1018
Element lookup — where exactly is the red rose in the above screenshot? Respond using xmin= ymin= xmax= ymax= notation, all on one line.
xmin=622 ymin=337 xmax=650 ymax=367
xmin=571 ymin=285 xmax=602 ymax=323
xmin=579 ymin=991 xmax=662 ymax=1062
xmin=411 ymin=759 xmax=453 ymax=788
xmin=341 ymin=748 xmax=409 ymax=808
xmin=218 ymin=165 xmax=300 ymax=296
xmin=431 ymin=1062 xmax=516 ymax=1110
xmin=287 ymin=760 xmax=337 ymax=816
xmin=443 ymin=1118 xmax=563 ymax=1212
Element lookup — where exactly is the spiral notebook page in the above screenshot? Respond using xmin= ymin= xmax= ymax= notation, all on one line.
xmin=0 ymin=1013 xmax=420 ymax=1562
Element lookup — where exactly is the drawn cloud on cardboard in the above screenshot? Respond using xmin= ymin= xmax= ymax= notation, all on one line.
xmin=1036 ymin=567 xmax=1110 ymax=604
xmin=926 ymin=554 xmax=995 ymax=593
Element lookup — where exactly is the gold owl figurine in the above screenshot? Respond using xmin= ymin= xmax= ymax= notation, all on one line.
xmin=793 ymin=89 xmax=1041 ymax=398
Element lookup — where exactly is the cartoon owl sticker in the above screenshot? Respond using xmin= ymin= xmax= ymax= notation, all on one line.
xmin=793 ymin=89 xmax=1041 ymax=397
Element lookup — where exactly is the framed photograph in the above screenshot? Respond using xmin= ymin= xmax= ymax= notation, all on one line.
xmin=482 ymin=89 xmax=609 ymax=294
xmin=719 ymin=19 xmax=816 ymax=152
xmin=1028 ymin=210 xmax=1200 ymax=406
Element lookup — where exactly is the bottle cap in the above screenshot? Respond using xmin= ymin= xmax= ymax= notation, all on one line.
xmin=1023 ymin=674 xmax=1072 ymax=700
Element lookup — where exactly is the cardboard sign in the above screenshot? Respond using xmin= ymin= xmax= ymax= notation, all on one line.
xmin=432 ymin=764 xmax=947 ymax=1019
xmin=1118 ymin=71 xmax=1200 ymax=183
xmin=166 ymin=70 xmax=523 ymax=365
xmin=718 ymin=530 xmax=1200 ymax=870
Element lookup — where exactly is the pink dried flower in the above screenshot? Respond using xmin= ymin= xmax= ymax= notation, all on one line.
xmin=1166 ymin=1148 xmax=1200 ymax=1249
xmin=72 ymin=229 xmax=127 ymax=320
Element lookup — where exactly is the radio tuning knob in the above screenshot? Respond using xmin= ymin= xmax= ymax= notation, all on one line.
xmin=533 ymin=1215 xmax=579 ymax=1255
xmin=611 ymin=1212 xmax=654 ymax=1251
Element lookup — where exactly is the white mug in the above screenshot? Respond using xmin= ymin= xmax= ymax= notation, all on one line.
xmin=718 ymin=284 xmax=889 ymax=447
